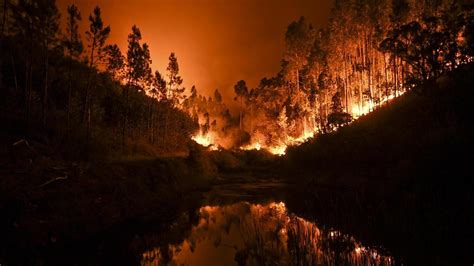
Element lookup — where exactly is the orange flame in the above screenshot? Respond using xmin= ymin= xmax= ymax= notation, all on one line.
xmin=191 ymin=131 xmax=219 ymax=151
xmin=192 ymin=88 xmax=410 ymax=155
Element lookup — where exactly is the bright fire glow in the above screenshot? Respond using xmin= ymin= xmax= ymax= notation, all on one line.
xmin=241 ymin=121 xmax=317 ymax=156
xmin=268 ymin=145 xmax=287 ymax=156
xmin=191 ymin=131 xmax=219 ymax=151
xmin=241 ymin=141 xmax=262 ymax=151
xmin=191 ymin=87 xmax=408 ymax=156
xmin=141 ymin=202 xmax=393 ymax=265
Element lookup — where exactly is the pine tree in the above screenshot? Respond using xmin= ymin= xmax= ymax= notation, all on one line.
xmin=64 ymin=4 xmax=83 ymax=129
xmin=83 ymin=6 xmax=110 ymax=131
xmin=233 ymin=80 xmax=248 ymax=130
xmin=123 ymin=25 xmax=152 ymax=145
xmin=105 ymin=44 xmax=125 ymax=81
xmin=166 ymin=52 xmax=184 ymax=106
xmin=153 ymin=70 xmax=167 ymax=101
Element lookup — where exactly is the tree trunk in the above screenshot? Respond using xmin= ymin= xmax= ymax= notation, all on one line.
xmin=10 ymin=55 xmax=18 ymax=92
xmin=122 ymin=83 xmax=130 ymax=150
xmin=1 ymin=0 xmax=7 ymax=36
xmin=163 ymin=106 xmax=170 ymax=148
xmin=383 ymin=53 xmax=389 ymax=103
xmin=358 ymin=67 xmax=362 ymax=114
xmin=25 ymin=52 xmax=33 ymax=124
xmin=249 ymin=104 xmax=253 ymax=136
xmin=42 ymin=46 xmax=49 ymax=127
xmin=394 ymin=57 xmax=398 ymax=97
xmin=239 ymin=95 xmax=243 ymax=131
xmin=366 ymin=33 xmax=373 ymax=111
xmin=343 ymin=52 xmax=349 ymax=113
xmin=83 ymin=41 xmax=96 ymax=123
xmin=86 ymin=105 xmax=91 ymax=150
xmin=148 ymin=97 xmax=154 ymax=143
xmin=66 ymin=63 xmax=72 ymax=133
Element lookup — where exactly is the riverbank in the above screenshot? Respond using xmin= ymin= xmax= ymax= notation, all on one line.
xmin=0 ymin=135 xmax=217 ymax=264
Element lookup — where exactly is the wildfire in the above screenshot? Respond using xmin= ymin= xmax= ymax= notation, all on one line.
xmin=287 ymin=126 xmax=316 ymax=145
xmin=240 ymin=142 xmax=287 ymax=156
xmin=191 ymin=132 xmax=219 ymax=151
xmin=351 ymin=104 xmax=372 ymax=118
xmin=241 ymin=142 xmax=287 ymax=156
xmin=241 ymin=141 xmax=262 ymax=151
xmin=191 ymin=90 xmax=407 ymax=155
xmin=242 ymin=124 xmax=317 ymax=156
xmin=268 ymin=145 xmax=287 ymax=156
xmin=351 ymin=91 xmax=405 ymax=118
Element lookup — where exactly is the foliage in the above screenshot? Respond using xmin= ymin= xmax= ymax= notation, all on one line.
xmin=0 ymin=0 xmax=198 ymax=160
xmin=189 ymin=0 xmax=474 ymax=151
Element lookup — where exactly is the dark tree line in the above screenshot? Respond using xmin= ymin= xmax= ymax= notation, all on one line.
xmin=0 ymin=0 xmax=197 ymax=159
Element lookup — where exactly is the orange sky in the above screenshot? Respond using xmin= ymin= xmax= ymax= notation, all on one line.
xmin=57 ymin=0 xmax=333 ymax=101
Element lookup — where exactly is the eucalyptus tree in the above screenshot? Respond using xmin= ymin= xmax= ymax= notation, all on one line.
xmin=233 ymin=80 xmax=248 ymax=131
xmin=284 ymin=16 xmax=316 ymax=94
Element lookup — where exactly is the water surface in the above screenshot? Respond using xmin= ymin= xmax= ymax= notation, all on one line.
xmin=139 ymin=181 xmax=393 ymax=265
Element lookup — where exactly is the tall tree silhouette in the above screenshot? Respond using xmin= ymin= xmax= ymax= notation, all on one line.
xmin=234 ymin=80 xmax=248 ymax=131
xmin=284 ymin=16 xmax=315 ymax=95
xmin=37 ymin=0 xmax=59 ymax=127
xmin=162 ymin=52 xmax=184 ymax=146
xmin=63 ymin=4 xmax=83 ymax=130
xmin=166 ymin=52 xmax=184 ymax=106
xmin=83 ymin=6 xmax=110 ymax=132
xmin=124 ymin=25 xmax=152 ymax=146
xmin=12 ymin=0 xmax=59 ymax=125
xmin=105 ymin=44 xmax=125 ymax=81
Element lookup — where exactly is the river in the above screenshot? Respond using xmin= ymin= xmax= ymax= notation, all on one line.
xmin=135 ymin=180 xmax=395 ymax=265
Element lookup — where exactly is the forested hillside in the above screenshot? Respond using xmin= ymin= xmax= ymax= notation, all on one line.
xmin=190 ymin=0 xmax=474 ymax=154
xmin=1 ymin=0 xmax=473 ymax=159
xmin=0 ymin=2 xmax=197 ymax=160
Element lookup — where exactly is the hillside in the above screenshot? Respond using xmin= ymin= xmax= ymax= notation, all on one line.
xmin=282 ymin=63 xmax=474 ymax=265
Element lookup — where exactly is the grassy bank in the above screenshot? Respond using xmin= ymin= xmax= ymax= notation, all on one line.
xmin=0 ymin=130 xmax=219 ymax=264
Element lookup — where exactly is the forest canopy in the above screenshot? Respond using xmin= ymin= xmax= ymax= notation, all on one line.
xmin=188 ymin=0 xmax=474 ymax=154
xmin=0 ymin=0 xmax=473 ymax=158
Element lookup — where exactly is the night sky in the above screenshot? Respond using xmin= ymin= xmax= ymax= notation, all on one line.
xmin=57 ymin=0 xmax=334 ymax=101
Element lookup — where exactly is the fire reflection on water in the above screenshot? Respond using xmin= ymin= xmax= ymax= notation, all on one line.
xmin=141 ymin=202 xmax=393 ymax=265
